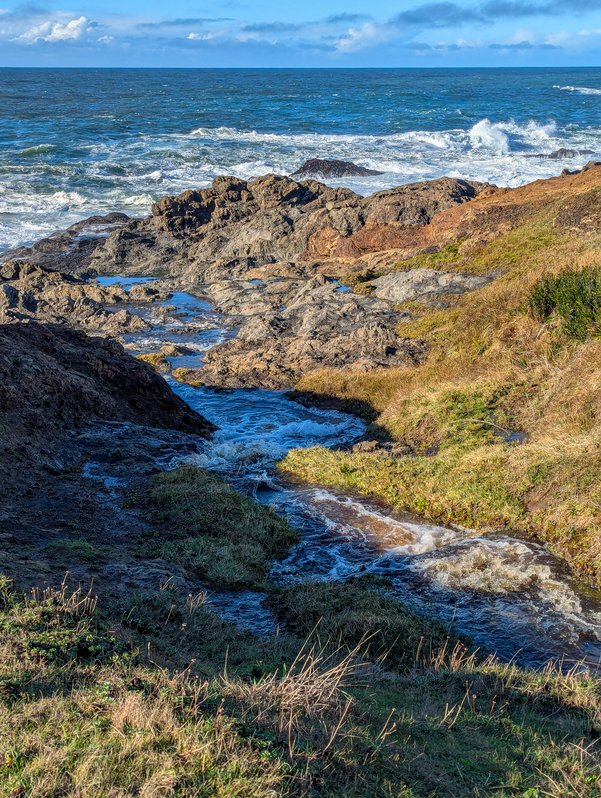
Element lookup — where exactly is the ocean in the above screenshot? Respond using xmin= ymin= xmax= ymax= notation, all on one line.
xmin=2 ymin=67 xmax=601 ymax=252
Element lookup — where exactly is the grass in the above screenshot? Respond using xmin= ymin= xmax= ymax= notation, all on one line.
xmin=268 ymin=580 xmax=459 ymax=671
xmin=44 ymin=538 xmax=100 ymax=565
xmin=285 ymin=178 xmax=601 ymax=586
xmin=1 ymin=574 xmax=600 ymax=797
xmin=129 ymin=465 xmax=298 ymax=589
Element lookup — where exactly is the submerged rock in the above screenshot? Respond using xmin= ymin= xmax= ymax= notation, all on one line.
xmin=534 ymin=148 xmax=595 ymax=159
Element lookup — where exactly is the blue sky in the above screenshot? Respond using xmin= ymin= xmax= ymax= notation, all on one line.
xmin=1 ymin=0 xmax=601 ymax=66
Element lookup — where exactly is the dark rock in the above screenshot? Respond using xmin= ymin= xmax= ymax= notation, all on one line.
xmin=1 ymin=213 xmax=130 ymax=275
xmin=292 ymin=158 xmax=384 ymax=178
xmin=529 ymin=148 xmax=595 ymax=160
xmin=0 ymin=321 xmax=215 ymax=479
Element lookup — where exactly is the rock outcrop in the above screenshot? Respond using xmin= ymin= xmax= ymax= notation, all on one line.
xmin=292 ymin=158 xmax=383 ymax=178
xmin=3 ymin=213 xmax=129 ymax=274
xmin=0 ymin=260 xmax=150 ymax=333
xmin=0 ymin=322 xmax=215 ymax=479
xmin=368 ymin=268 xmax=491 ymax=304
xmin=184 ymin=275 xmax=425 ymax=388
xmin=86 ymin=174 xmax=492 ymax=281
xmin=1 ymin=173 xmax=496 ymax=390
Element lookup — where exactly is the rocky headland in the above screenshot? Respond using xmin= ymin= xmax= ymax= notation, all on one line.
xmin=3 ymin=173 xmax=494 ymax=387
xmin=3 ymin=165 xmax=601 ymax=797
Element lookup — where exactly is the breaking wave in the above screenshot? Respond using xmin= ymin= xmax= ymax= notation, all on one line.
xmin=554 ymin=85 xmax=601 ymax=96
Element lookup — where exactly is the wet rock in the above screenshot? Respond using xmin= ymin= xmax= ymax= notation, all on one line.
xmin=292 ymin=158 xmax=383 ymax=178
xmin=530 ymin=148 xmax=595 ymax=159
xmin=127 ymin=283 xmax=171 ymax=302
xmin=188 ymin=278 xmax=426 ymax=389
xmin=1 ymin=212 xmax=130 ymax=275
xmin=368 ymin=268 xmax=491 ymax=304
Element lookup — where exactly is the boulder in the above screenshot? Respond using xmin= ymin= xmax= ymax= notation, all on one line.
xmin=369 ymin=268 xmax=490 ymax=304
xmin=292 ymin=158 xmax=383 ymax=178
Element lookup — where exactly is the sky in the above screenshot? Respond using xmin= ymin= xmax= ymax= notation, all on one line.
xmin=1 ymin=0 xmax=601 ymax=67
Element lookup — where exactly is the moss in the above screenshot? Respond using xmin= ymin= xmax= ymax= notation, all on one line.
xmin=45 ymin=538 xmax=100 ymax=565
xmin=172 ymin=366 xmax=203 ymax=386
xmin=136 ymin=351 xmax=171 ymax=372
xmin=391 ymin=240 xmax=465 ymax=273
xmin=131 ymin=465 xmax=297 ymax=589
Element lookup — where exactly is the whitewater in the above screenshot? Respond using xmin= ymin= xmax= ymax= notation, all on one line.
xmin=2 ymin=67 xmax=601 ymax=252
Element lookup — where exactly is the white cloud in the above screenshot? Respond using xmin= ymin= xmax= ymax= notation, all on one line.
xmin=16 ymin=16 xmax=95 ymax=44
xmin=334 ymin=22 xmax=389 ymax=53
xmin=187 ymin=31 xmax=215 ymax=40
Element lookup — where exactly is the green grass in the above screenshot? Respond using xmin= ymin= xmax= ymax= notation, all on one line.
xmin=130 ymin=465 xmax=298 ymax=589
xmin=44 ymin=538 xmax=100 ymax=565
xmin=268 ymin=579 xmax=462 ymax=671
xmin=289 ymin=192 xmax=601 ymax=585
xmin=1 ymin=574 xmax=600 ymax=797
xmin=529 ymin=265 xmax=601 ymax=340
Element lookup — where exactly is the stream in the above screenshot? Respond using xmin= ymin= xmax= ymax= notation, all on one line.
xmin=98 ymin=275 xmax=601 ymax=670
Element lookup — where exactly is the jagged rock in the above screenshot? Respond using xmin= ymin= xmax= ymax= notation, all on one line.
xmin=1 ymin=213 xmax=130 ymax=274
xmin=88 ymin=174 xmax=492 ymax=281
xmin=127 ymin=283 xmax=171 ymax=301
xmin=2 ymin=172 xmax=498 ymax=391
xmin=368 ymin=268 xmax=491 ymax=304
xmin=292 ymin=158 xmax=383 ymax=178
xmin=180 ymin=277 xmax=425 ymax=389
xmin=0 ymin=260 xmax=147 ymax=333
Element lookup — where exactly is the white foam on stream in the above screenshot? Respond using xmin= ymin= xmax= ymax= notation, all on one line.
xmin=107 ymin=278 xmax=601 ymax=664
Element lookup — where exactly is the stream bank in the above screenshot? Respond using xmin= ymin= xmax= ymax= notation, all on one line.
xmin=100 ymin=275 xmax=601 ymax=670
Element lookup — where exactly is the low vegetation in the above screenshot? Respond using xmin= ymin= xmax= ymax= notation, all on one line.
xmin=286 ymin=183 xmax=601 ymax=585
xmin=529 ymin=264 xmax=601 ymax=340
xmin=1 ymin=573 xmax=600 ymax=796
xmin=130 ymin=464 xmax=297 ymax=589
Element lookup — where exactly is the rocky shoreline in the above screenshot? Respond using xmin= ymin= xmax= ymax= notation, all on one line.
xmin=4 ymin=164 xmax=601 ymax=593
xmin=1 ymin=172 xmax=499 ymax=390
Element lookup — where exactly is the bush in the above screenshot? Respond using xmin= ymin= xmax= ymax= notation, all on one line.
xmin=529 ymin=266 xmax=601 ymax=340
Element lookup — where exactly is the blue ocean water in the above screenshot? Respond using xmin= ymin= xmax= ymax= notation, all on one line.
xmin=2 ymin=67 xmax=601 ymax=251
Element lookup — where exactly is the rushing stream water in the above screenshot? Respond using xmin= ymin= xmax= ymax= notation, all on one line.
xmin=98 ymin=275 xmax=601 ymax=670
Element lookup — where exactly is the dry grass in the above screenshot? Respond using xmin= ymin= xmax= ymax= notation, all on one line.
xmin=2 ymin=576 xmax=601 ymax=797
xmin=286 ymin=181 xmax=601 ymax=585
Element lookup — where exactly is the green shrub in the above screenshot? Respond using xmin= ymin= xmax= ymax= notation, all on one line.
xmin=529 ymin=266 xmax=601 ymax=340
